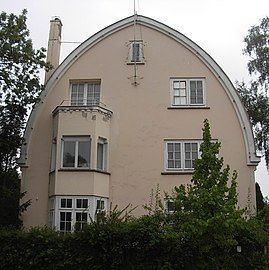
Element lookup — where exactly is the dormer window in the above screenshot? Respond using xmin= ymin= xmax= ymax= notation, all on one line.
xmin=70 ymin=81 xmax=100 ymax=106
xmin=128 ymin=40 xmax=144 ymax=64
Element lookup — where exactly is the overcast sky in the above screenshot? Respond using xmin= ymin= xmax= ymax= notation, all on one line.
xmin=1 ymin=0 xmax=268 ymax=196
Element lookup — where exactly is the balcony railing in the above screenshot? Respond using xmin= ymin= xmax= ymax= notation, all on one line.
xmin=59 ymin=99 xmax=107 ymax=107
xmin=53 ymin=99 xmax=113 ymax=117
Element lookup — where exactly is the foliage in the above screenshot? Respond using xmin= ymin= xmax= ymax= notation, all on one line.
xmin=256 ymin=182 xmax=265 ymax=211
xmin=0 ymin=10 xmax=49 ymax=228
xmin=237 ymin=16 xmax=269 ymax=168
xmin=0 ymin=120 xmax=267 ymax=269
xmin=243 ymin=17 xmax=269 ymax=89
xmin=237 ymin=81 xmax=269 ymax=167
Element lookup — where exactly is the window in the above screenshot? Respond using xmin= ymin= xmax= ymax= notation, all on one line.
xmin=60 ymin=212 xmax=72 ymax=232
xmin=170 ymin=78 xmax=205 ymax=106
xmin=76 ymin=198 xmax=88 ymax=209
xmin=62 ymin=136 xmax=91 ymax=168
xmin=165 ymin=141 xmax=201 ymax=171
xmin=97 ymin=138 xmax=107 ymax=171
xmin=52 ymin=196 xmax=108 ymax=232
xmin=165 ymin=199 xmax=175 ymax=213
xmin=75 ymin=212 xmax=88 ymax=231
xmin=96 ymin=199 xmax=105 ymax=211
xmin=128 ymin=40 xmax=144 ymax=63
xmin=70 ymin=82 xmax=100 ymax=106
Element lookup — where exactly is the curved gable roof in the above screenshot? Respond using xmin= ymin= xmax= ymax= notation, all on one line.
xmin=19 ymin=15 xmax=260 ymax=166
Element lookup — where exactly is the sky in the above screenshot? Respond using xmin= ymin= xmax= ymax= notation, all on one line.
xmin=1 ymin=0 xmax=269 ymax=196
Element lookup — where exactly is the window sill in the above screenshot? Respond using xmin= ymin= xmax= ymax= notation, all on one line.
xmin=161 ymin=171 xmax=194 ymax=175
xmin=58 ymin=169 xmax=111 ymax=175
xmin=167 ymin=106 xmax=210 ymax=110
xmin=126 ymin=62 xmax=145 ymax=65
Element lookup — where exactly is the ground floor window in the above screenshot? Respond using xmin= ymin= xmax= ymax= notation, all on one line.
xmin=49 ymin=196 xmax=108 ymax=232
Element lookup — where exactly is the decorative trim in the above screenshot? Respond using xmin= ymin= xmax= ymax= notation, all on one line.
xmin=19 ymin=15 xmax=260 ymax=166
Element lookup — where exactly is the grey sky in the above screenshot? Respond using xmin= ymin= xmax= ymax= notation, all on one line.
xmin=1 ymin=0 xmax=268 ymax=196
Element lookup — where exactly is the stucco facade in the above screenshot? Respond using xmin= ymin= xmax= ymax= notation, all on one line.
xmin=19 ymin=15 xmax=259 ymax=231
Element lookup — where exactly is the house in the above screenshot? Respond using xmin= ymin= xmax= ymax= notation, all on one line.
xmin=19 ymin=15 xmax=260 ymax=231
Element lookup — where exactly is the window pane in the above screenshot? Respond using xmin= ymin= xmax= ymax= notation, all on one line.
xmin=76 ymin=199 xmax=82 ymax=208
xmin=66 ymin=199 xmax=72 ymax=208
xmin=132 ymin=43 xmax=140 ymax=62
xmin=180 ymin=97 xmax=187 ymax=105
xmin=167 ymin=201 xmax=175 ymax=212
xmin=175 ymin=160 xmax=181 ymax=168
xmin=63 ymin=141 xmax=76 ymax=167
xmin=167 ymin=143 xmax=173 ymax=152
xmin=175 ymin=152 xmax=180 ymax=159
xmin=173 ymin=81 xmax=180 ymax=89
xmin=174 ymin=90 xmax=180 ymax=96
xmin=82 ymin=199 xmax=88 ymax=209
xmin=179 ymin=81 xmax=186 ymax=88
xmin=174 ymin=97 xmax=180 ymax=105
xmin=185 ymin=143 xmax=191 ymax=151
xmin=97 ymin=200 xmax=105 ymax=210
xmin=61 ymin=199 xmax=66 ymax=208
xmin=185 ymin=160 xmax=192 ymax=168
xmin=174 ymin=143 xmax=180 ymax=151
xmin=97 ymin=143 xmax=104 ymax=170
xmin=185 ymin=152 xmax=191 ymax=159
xmin=168 ymin=160 xmax=174 ymax=168
xmin=71 ymin=84 xmax=84 ymax=106
xmin=191 ymin=143 xmax=198 ymax=151
xmin=87 ymin=83 xmax=100 ymax=106
xmin=78 ymin=141 xmax=90 ymax=167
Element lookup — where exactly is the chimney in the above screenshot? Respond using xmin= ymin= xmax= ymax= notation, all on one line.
xmin=45 ymin=17 xmax=62 ymax=83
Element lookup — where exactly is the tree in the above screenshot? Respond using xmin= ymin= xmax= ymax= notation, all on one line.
xmin=256 ymin=182 xmax=265 ymax=211
xmin=0 ymin=10 xmax=49 ymax=228
xmin=147 ymin=120 xmax=268 ymax=268
xmin=237 ymin=17 xmax=269 ymax=168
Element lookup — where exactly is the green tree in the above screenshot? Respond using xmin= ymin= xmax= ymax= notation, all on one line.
xmin=256 ymin=182 xmax=265 ymax=211
xmin=165 ymin=120 xmax=267 ymax=269
xmin=0 ymin=10 xmax=49 ymax=228
xmin=237 ymin=16 xmax=269 ymax=168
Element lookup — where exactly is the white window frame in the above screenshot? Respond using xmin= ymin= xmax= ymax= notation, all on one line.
xmin=61 ymin=136 xmax=91 ymax=169
xmin=70 ymin=82 xmax=101 ymax=106
xmin=97 ymin=137 xmax=108 ymax=171
xmin=170 ymin=78 xmax=205 ymax=107
xmin=164 ymin=140 xmax=202 ymax=171
xmin=51 ymin=196 xmax=108 ymax=232
xmin=128 ymin=40 xmax=145 ymax=64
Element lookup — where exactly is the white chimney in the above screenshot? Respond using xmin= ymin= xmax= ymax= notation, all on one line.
xmin=45 ymin=17 xmax=62 ymax=83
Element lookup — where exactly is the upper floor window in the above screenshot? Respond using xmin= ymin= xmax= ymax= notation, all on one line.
xmin=128 ymin=40 xmax=144 ymax=64
xmin=170 ymin=78 xmax=205 ymax=106
xmin=61 ymin=136 xmax=91 ymax=168
xmin=70 ymin=82 xmax=100 ymax=106
xmin=97 ymin=138 xmax=107 ymax=171
xmin=165 ymin=140 xmax=201 ymax=171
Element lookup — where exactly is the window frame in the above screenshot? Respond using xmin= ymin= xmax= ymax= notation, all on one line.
xmin=96 ymin=137 xmax=108 ymax=171
xmin=61 ymin=136 xmax=91 ymax=169
xmin=164 ymin=140 xmax=201 ymax=171
xmin=170 ymin=78 xmax=206 ymax=107
xmin=52 ymin=196 xmax=108 ymax=232
xmin=127 ymin=40 xmax=145 ymax=64
xmin=70 ymin=82 xmax=101 ymax=106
